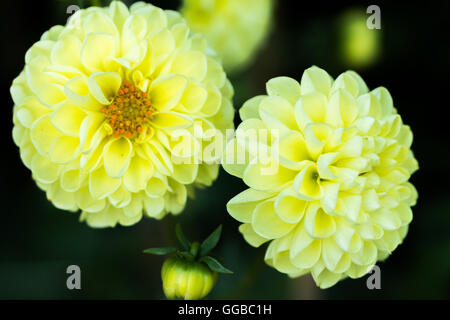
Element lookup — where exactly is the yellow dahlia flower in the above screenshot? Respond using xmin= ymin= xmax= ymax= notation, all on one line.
xmin=180 ymin=0 xmax=273 ymax=73
xmin=11 ymin=1 xmax=234 ymax=228
xmin=223 ymin=66 xmax=418 ymax=288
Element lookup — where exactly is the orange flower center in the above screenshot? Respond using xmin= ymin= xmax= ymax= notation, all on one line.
xmin=100 ymin=80 xmax=153 ymax=139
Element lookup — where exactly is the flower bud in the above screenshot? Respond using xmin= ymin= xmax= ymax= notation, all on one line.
xmin=161 ymin=255 xmax=218 ymax=300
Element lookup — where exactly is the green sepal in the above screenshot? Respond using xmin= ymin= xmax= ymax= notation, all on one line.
xmin=175 ymin=223 xmax=191 ymax=251
xmin=199 ymin=225 xmax=222 ymax=257
xmin=200 ymin=255 xmax=233 ymax=274
xmin=176 ymin=251 xmax=194 ymax=260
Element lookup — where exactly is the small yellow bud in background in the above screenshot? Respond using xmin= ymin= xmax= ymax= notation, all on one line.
xmin=339 ymin=8 xmax=381 ymax=69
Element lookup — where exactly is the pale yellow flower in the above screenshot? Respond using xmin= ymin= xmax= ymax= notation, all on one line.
xmin=11 ymin=1 xmax=234 ymax=227
xmin=180 ymin=0 xmax=273 ymax=73
xmin=223 ymin=66 xmax=418 ymax=288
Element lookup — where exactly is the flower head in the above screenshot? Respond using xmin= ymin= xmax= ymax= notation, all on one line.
xmin=180 ymin=0 xmax=273 ymax=73
xmin=11 ymin=1 xmax=234 ymax=227
xmin=223 ymin=66 xmax=418 ymax=288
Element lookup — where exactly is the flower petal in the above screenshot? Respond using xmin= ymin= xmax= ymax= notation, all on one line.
xmin=239 ymin=95 xmax=264 ymax=121
xmin=259 ymin=96 xmax=297 ymax=133
xmin=30 ymin=114 xmax=62 ymax=156
xmin=75 ymin=186 xmax=106 ymax=213
xmin=123 ymin=154 xmax=154 ymax=192
xmin=372 ymin=208 xmax=402 ymax=231
xmin=320 ymin=181 xmax=340 ymax=213
xmin=239 ymin=223 xmax=270 ymax=248
xmin=321 ymin=238 xmax=345 ymax=272
xmin=88 ymin=72 xmax=122 ymax=105
xmin=170 ymin=51 xmax=207 ymax=81
xmin=64 ymin=75 xmax=101 ymax=111
xmin=350 ymin=241 xmax=377 ymax=266
xmin=103 ymin=137 xmax=133 ymax=178
xmin=304 ymin=203 xmax=336 ymax=238
xmin=199 ymin=84 xmax=222 ymax=117
xmin=50 ymin=103 xmax=87 ymax=136
xmin=294 ymin=92 xmax=327 ymax=131
xmin=293 ymin=163 xmax=322 ymax=200
xmin=303 ymin=122 xmax=331 ymax=159
xmin=51 ymin=35 xmax=83 ymax=69
xmin=300 ymin=66 xmax=332 ymax=96
xmin=60 ymin=167 xmax=82 ymax=193
xmin=244 ymin=158 xmax=297 ymax=191
xmin=151 ymin=111 xmax=193 ymax=129
xmin=31 ymin=154 xmax=60 ymax=183
xmin=49 ymin=135 xmax=80 ymax=164
xmin=89 ymin=165 xmax=121 ymax=199
xmin=335 ymin=193 xmax=362 ymax=222
xmin=326 ymin=89 xmax=359 ymax=127
xmin=266 ymin=76 xmax=301 ymax=105
xmin=142 ymin=140 xmax=174 ymax=175
xmin=179 ymin=80 xmax=207 ymax=113
xmin=149 ymin=74 xmax=188 ymax=112
xmin=149 ymin=28 xmax=175 ymax=59
xmin=273 ymin=130 xmax=311 ymax=170
xmin=222 ymin=138 xmax=254 ymax=178
xmin=317 ymin=152 xmax=338 ymax=180
xmin=290 ymin=229 xmax=322 ymax=269
xmin=81 ymin=32 xmax=117 ymax=72
xmin=227 ymin=188 xmax=275 ymax=223
xmin=145 ymin=174 xmax=168 ymax=198
xmin=37 ymin=84 xmax=66 ymax=108
xmin=274 ymin=188 xmax=307 ymax=223
xmin=143 ymin=197 xmax=165 ymax=218
xmin=16 ymin=96 xmax=51 ymax=129
xmin=252 ymin=200 xmax=296 ymax=239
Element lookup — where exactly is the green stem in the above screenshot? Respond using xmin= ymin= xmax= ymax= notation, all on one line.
xmin=190 ymin=242 xmax=200 ymax=259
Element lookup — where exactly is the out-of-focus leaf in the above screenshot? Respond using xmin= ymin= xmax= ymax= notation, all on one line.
xmin=143 ymin=247 xmax=177 ymax=255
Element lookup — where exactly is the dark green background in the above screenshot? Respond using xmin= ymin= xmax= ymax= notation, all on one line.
xmin=1 ymin=0 xmax=449 ymax=299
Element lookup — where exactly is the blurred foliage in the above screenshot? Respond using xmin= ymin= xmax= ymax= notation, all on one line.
xmin=1 ymin=0 xmax=449 ymax=299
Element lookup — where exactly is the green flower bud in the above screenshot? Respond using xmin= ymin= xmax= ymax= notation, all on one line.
xmin=161 ymin=255 xmax=218 ymax=300
xmin=145 ymin=225 xmax=232 ymax=299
